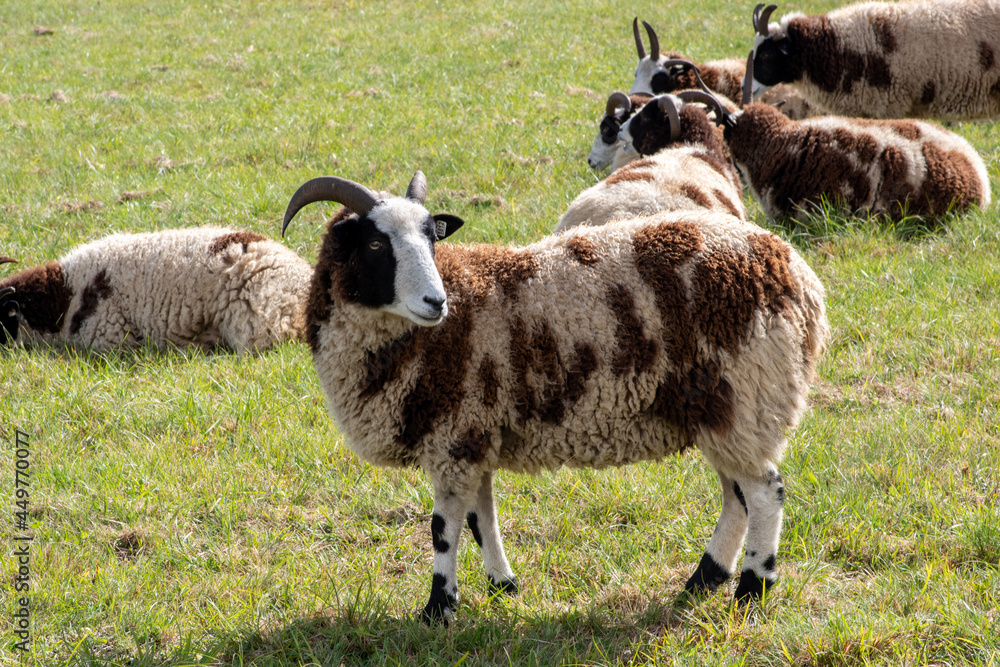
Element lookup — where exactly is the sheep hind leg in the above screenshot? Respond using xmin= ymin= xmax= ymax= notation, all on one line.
xmin=684 ymin=470 xmax=748 ymax=595
xmin=422 ymin=489 xmax=473 ymax=626
xmin=732 ymin=463 xmax=784 ymax=603
xmin=466 ymin=471 xmax=518 ymax=596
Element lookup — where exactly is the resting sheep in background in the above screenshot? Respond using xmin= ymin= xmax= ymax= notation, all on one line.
xmin=560 ymin=91 xmax=747 ymax=231
xmin=588 ymin=91 xmax=654 ymax=171
xmin=281 ymin=170 xmax=829 ymax=625
xmin=631 ymin=17 xmax=819 ymax=120
xmin=0 ymin=227 xmax=311 ymax=352
xmin=750 ymin=1 xmax=1000 ymax=120
xmin=623 ymin=57 xmax=992 ymax=222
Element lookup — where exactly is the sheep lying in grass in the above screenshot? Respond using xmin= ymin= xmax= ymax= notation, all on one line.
xmin=751 ymin=1 xmax=1000 ymax=120
xmin=588 ymin=92 xmax=654 ymax=171
xmin=560 ymin=93 xmax=747 ymax=231
xmin=282 ymin=171 xmax=829 ymax=625
xmin=630 ymin=17 xmax=819 ymax=120
xmin=623 ymin=56 xmax=992 ymax=222
xmin=0 ymin=227 xmax=311 ymax=352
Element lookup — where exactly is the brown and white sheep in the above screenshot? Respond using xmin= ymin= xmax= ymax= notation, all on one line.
xmin=281 ymin=171 xmax=829 ymax=625
xmin=751 ymin=1 xmax=1000 ymax=120
xmin=624 ymin=56 xmax=992 ymax=222
xmin=561 ymin=94 xmax=747 ymax=231
xmin=0 ymin=227 xmax=311 ymax=352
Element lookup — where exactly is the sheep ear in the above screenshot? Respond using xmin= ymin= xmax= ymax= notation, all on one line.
xmin=432 ymin=214 xmax=464 ymax=241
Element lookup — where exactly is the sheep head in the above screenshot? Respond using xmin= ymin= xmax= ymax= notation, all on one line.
xmin=629 ymin=19 xmax=694 ymax=95
xmin=751 ymin=4 xmax=801 ymax=96
xmin=282 ymin=172 xmax=464 ymax=327
xmin=588 ymin=92 xmax=653 ymax=170
xmin=0 ymin=257 xmax=20 ymax=345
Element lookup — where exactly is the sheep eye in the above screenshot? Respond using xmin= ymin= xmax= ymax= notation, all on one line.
xmin=368 ymin=240 xmax=382 ymax=251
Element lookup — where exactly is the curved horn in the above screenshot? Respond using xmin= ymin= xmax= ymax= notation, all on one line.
xmin=281 ymin=176 xmax=380 ymax=237
xmin=742 ymin=51 xmax=754 ymax=107
xmin=606 ymin=92 xmax=631 ymax=118
xmin=632 ymin=18 xmax=646 ymax=59
xmin=676 ymin=90 xmax=731 ymax=124
xmin=0 ymin=257 xmax=18 ymax=265
xmin=657 ymin=96 xmax=682 ymax=142
xmin=405 ymin=170 xmax=427 ymax=204
xmin=756 ymin=4 xmax=778 ymax=37
xmin=0 ymin=286 xmax=14 ymax=300
xmin=642 ymin=20 xmax=660 ymax=62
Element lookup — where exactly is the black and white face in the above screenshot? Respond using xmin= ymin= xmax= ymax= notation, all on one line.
xmin=332 ymin=199 xmax=463 ymax=327
xmin=588 ymin=112 xmax=628 ymax=170
xmin=0 ymin=288 xmax=19 ymax=346
xmin=751 ymin=38 xmax=795 ymax=96
xmin=618 ymin=94 xmax=681 ymax=157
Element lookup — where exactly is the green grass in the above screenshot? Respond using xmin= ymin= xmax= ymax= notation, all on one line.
xmin=2 ymin=0 xmax=999 ymax=665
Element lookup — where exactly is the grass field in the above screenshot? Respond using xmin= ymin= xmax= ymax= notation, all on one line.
xmin=1 ymin=0 xmax=999 ymax=665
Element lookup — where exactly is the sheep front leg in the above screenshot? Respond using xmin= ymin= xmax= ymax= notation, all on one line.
xmin=466 ymin=471 xmax=518 ymax=595
xmin=684 ymin=470 xmax=749 ymax=595
xmin=422 ymin=489 xmax=472 ymax=626
xmin=732 ymin=463 xmax=784 ymax=602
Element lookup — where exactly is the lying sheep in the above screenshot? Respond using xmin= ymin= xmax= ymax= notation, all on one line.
xmin=282 ymin=171 xmax=829 ymax=624
xmin=561 ymin=94 xmax=747 ymax=231
xmin=625 ymin=56 xmax=992 ymax=221
xmin=630 ymin=17 xmax=819 ymax=120
xmin=587 ymin=91 xmax=653 ymax=171
xmin=751 ymin=1 xmax=1000 ymax=120
xmin=0 ymin=227 xmax=311 ymax=352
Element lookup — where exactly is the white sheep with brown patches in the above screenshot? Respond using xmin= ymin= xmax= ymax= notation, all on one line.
xmin=281 ymin=171 xmax=829 ymax=626
xmin=630 ymin=18 xmax=820 ymax=120
xmin=0 ymin=227 xmax=311 ymax=352
xmin=750 ymin=1 xmax=1000 ymax=120
xmin=625 ymin=56 xmax=992 ymax=221
xmin=561 ymin=94 xmax=747 ymax=231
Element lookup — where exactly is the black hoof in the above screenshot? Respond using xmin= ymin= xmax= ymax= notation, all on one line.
xmin=487 ymin=575 xmax=519 ymax=596
xmin=420 ymin=603 xmax=454 ymax=627
xmin=733 ymin=569 xmax=776 ymax=604
xmin=684 ymin=553 xmax=731 ymax=595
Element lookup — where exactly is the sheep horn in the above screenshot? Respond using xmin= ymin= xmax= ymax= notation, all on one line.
xmin=676 ymin=90 xmax=730 ymax=124
xmin=755 ymin=4 xmax=778 ymax=37
xmin=281 ymin=176 xmax=380 ymax=237
xmin=0 ymin=257 xmax=18 ymax=265
xmin=642 ymin=20 xmax=660 ymax=62
xmin=632 ymin=18 xmax=646 ymax=59
xmin=0 ymin=286 xmax=13 ymax=300
xmin=606 ymin=92 xmax=631 ymax=118
xmin=405 ymin=170 xmax=427 ymax=204
xmin=657 ymin=96 xmax=682 ymax=142
xmin=742 ymin=52 xmax=754 ymax=107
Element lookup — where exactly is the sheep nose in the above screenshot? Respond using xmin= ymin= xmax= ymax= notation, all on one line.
xmin=423 ymin=295 xmax=445 ymax=315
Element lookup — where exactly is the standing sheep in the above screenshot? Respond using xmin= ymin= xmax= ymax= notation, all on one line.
xmin=282 ymin=171 xmax=829 ymax=624
xmin=561 ymin=93 xmax=747 ymax=231
xmin=750 ymin=1 xmax=1000 ymax=120
xmin=623 ymin=56 xmax=992 ymax=221
xmin=0 ymin=227 xmax=311 ymax=352
xmin=630 ymin=17 xmax=819 ymax=120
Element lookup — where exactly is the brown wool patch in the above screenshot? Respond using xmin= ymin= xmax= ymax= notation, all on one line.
xmin=690 ymin=151 xmax=735 ymax=183
xmin=565 ymin=342 xmax=598 ymax=405
xmin=208 ymin=231 xmax=267 ymax=255
xmin=980 ymin=42 xmax=996 ymax=71
xmin=653 ymin=360 xmax=735 ymax=441
xmin=69 ymin=268 xmax=112 ymax=335
xmin=791 ymin=15 xmax=891 ymax=94
xmin=914 ymin=142 xmax=982 ymax=215
xmin=632 ymin=222 xmax=703 ymax=366
xmin=677 ymin=106 xmax=727 ymax=159
xmin=359 ymin=330 xmax=418 ymax=399
xmin=565 ymin=236 xmax=601 ymax=266
xmin=607 ymin=284 xmax=658 ymax=377
xmin=436 ymin=244 xmax=539 ymax=302
xmin=604 ymin=169 xmax=655 ymax=186
xmin=449 ymin=429 xmax=491 ymax=464
xmin=712 ymin=188 xmax=743 ymax=218
xmin=508 ymin=317 xmax=577 ymax=425
xmin=871 ymin=16 xmax=897 ymax=53
xmin=478 ymin=356 xmax=499 ymax=408
xmin=886 ymin=120 xmax=921 ymax=142
xmin=702 ymin=67 xmax=744 ymax=102
xmin=0 ymin=262 xmax=71 ymax=335
xmin=678 ymin=183 xmax=714 ymax=210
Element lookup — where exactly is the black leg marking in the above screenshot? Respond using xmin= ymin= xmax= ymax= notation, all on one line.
xmin=487 ymin=575 xmax=519 ymax=596
xmin=770 ymin=471 xmax=785 ymax=504
xmin=466 ymin=512 xmax=483 ymax=548
xmin=431 ymin=513 xmax=449 ymax=553
xmin=684 ymin=552 xmax=731 ymax=594
xmin=733 ymin=568 xmax=776 ymax=603
xmin=733 ymin=482 xmax=748 ymax=515
xmin=763 ymin=554 xmax=776 ymax=572
xmin=422 ymin=573 xmax=457 ymax=626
